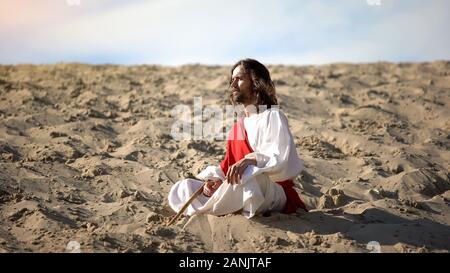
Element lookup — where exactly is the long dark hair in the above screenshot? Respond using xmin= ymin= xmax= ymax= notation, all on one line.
xmin=229 ymin=58 xmax=278 ymax=109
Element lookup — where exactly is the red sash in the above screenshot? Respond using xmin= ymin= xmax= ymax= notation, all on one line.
xmin=219 ymin=118 xmax=308 ymax=213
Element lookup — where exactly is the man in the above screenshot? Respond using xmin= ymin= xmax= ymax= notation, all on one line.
xmin=168 ymin=58 xmax=307 ymax=218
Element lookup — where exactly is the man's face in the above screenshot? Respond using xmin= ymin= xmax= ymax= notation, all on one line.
xmin=230 ymin=65 xmax=254 ymax=105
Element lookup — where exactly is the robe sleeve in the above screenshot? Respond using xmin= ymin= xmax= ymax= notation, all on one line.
xmin=196 ymin=165 xmax=226 ymax=181
xmin=244 ymin=109 xmax=302 ymax=176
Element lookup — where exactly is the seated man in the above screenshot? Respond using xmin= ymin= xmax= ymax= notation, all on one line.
xmin=168 ymin=58 xmax=307 ymax=218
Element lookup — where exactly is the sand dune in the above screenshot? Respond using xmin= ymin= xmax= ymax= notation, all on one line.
xmin=0 ymin=62 xmax=449 ymax=252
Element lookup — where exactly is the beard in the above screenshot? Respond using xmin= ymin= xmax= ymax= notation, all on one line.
xmin=233 ymin=92 xmax=244 ymax=103
xmin=232 ymin=88 xmax=251 ymax=104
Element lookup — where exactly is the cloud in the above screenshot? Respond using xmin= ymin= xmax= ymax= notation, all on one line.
xmin=0 ymin=0 xmax=449 ymax=64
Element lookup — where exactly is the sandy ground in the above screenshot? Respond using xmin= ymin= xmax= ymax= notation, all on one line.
xmin=0 ymin=62 xmax=449 ymax=253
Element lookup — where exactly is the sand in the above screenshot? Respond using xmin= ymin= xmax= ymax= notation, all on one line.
xmin=0 ymin=61 xmax=449 ymax=253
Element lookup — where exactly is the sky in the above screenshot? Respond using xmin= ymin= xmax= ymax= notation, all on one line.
xmin=0 ymin=0 xmax=449 ymax=65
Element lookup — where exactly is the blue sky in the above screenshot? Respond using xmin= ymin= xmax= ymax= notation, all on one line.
xmin=1 ymin=0 xmax=449 ymax=65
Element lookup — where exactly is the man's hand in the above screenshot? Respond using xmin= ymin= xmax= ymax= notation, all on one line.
xmin=226 ymin=157 xmax=257 ymax=185
xmin=203 ymin=179 xmax=222 ymax=197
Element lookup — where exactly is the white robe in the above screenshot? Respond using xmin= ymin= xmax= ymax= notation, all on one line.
xmin=168 ymin=108 xmax=304 ymax=218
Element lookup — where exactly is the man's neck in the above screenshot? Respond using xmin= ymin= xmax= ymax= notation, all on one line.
xmin=243 ymin=103 xmax=258 ymax=117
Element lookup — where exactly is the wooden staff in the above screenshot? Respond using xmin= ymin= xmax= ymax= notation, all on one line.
xmin=165 ymin=174 xmax=208 ymax=226
xmin=166 ymin=183 xmax=205 ymax=226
